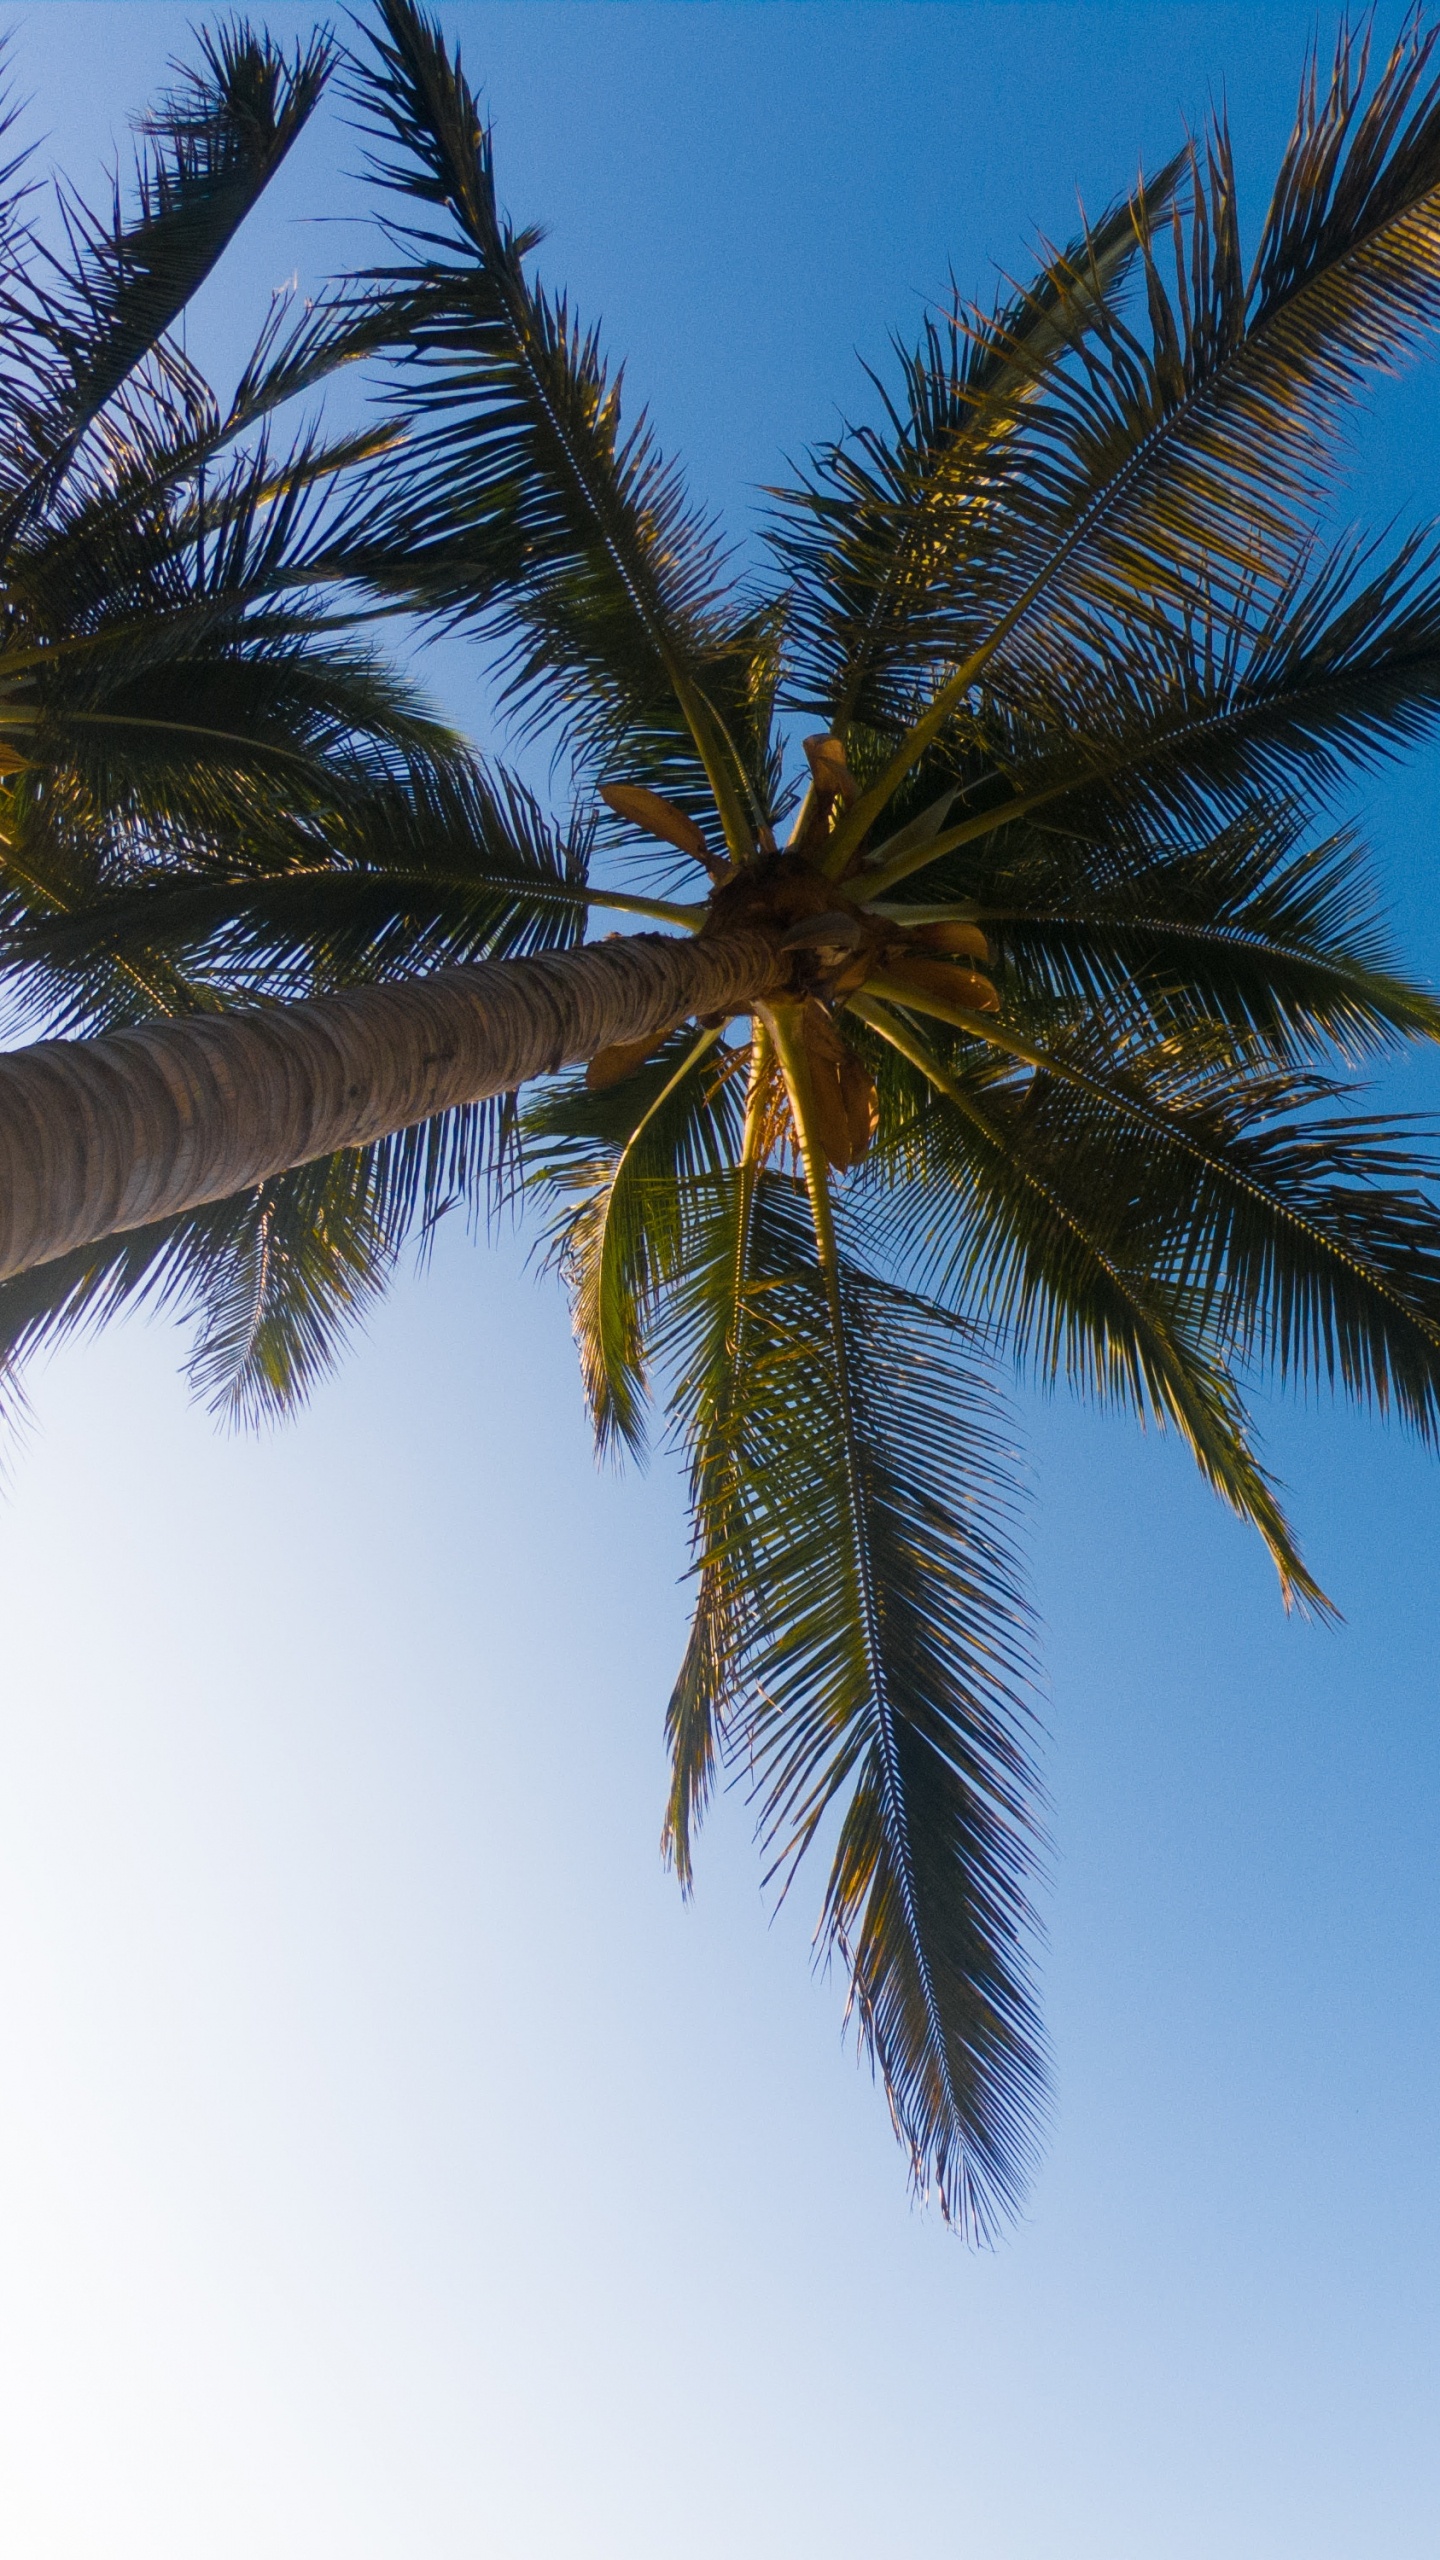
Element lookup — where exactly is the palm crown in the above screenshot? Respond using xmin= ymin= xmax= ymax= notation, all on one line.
xmin=11 ymin=1 xmax=1440 ymax=2236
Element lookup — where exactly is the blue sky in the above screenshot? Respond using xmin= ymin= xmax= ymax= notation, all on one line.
xmin=1 ymin=8 xmax=1439 ymax=2556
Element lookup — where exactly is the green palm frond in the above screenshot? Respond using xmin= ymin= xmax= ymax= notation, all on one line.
xmin=525 ymin=1027 xmax=743 ymax=1458
xmin=21 ymin=26 xmax=333 ymax=478
xmin=662 ymin=1553 xmax=737 ymax=1894
xmin=183 ymin=1153 xmax=396 ymax=1424
xmin=12 ymin=407 xmax=397 ymax=679
xmin=343 ymin=0 xmax=766 ymax=856
xmin=0 ymin=14 xmax=482 ymax=1065
xmin=2 ymin=283 xmax=400 ymax=602
xmin=219 ymin=276 xmax=408 ymax=452
xmin=862 ymin=998 xmax=1440 ymax=1460
xmin=0 ymin=1147 xmax=390 ymax=1436
xmin=891 ymin=530 xmax=1440 ymax=883
xmin=0 ymin=758 xmax=240 ymax=1035
xmin=855 ymin=1006 xmax=1328 ymax=1606
xmin=30 ymin=645 xmax=454 ymax=825
xmin=0 ymin=754 xmax=606 ymax=1030
xmin=657 ymin=1167 xmax=1043 ymax=2234
xmin=803 ymin=18 xmax=1440 ymax=865
xmin=655 ymin=1032 xmax=778 ymax=1887
xmin=900 ymin=808 xmax=1440 ymax=1065
xmin=771 ymin=150 xmax=1188 ymax=730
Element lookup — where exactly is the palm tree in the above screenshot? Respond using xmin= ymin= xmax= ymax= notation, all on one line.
xmin=9 ymin=0 xmax=1440 ymax=2234
xmin=0 ymin=15 xmax=503 ymax=1417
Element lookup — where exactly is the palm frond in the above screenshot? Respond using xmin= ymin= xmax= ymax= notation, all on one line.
xmin=772 ymin=150 xmax=1187 ymax=729
xmin=861 ymin=995 xmax=1440 ymax=1454
xmin=0 ymin=754 xmax=590 ymax=1028
xmin=656 ymin=1032 xmax=779 ymax=1887
xmin=855 ymin=1001 xmax=1330 ymax=1607
xmin=524 ymin=1026 xmax=742 ymax=1458
xmin=657 ymin=1169 xmax=1044 ymax=2233
xmin=183 ymin=1153 xmax=395 ymax=1424
xmin=0 ymin=762 xmax=229 ymax=1034
xmin=892 ymin=529 xmax=1440 ymax=889
xmin=811 ymin=17 xmax=1440 ymax=863
xmin=11 ymin=21 xmax=333 ymax=503
xmin=343 ymin=0 xmax=766 ymax=855
xmin=901 ymin=807 xmax=1440 ymax=1066
xmin=0 ymin=1147 xmax=393 ymax=1434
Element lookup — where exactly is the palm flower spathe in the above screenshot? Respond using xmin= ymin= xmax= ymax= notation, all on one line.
xmin=9 ymin=1 xmax=1440 ymax=2233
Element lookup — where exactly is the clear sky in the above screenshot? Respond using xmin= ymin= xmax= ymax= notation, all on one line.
xmin=1 ymin=7 xmax=1439 ymax=2557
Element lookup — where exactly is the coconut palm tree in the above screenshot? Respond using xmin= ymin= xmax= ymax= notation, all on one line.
xmin=9 ymin=0 xmax=1440 ymax=2233
xmin=0 ymin=14 xmax=510 ymax=1417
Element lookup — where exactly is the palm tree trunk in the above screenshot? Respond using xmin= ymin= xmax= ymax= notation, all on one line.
xmin=0 ymin=926 xmax=780 ymax=1281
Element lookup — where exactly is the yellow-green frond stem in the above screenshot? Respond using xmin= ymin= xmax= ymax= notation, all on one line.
xmin=825 ymin=604 xmax=1059 ymax=874
xmin=671 ymin=672 xmax=759 ymax=866
xmin=569 ymin=1023 xmax=723 ymax=1456
xmin=856 ymin=777 xmax=1090 ymax=897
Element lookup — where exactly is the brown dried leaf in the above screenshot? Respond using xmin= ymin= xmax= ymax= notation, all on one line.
xmin=911 ymin=920 xmax=990 ymax=965
xmin=801 ymin=734 xmax=860 ymax=807
xmin=600 ymin=783 xmax=710 ymax=865
xmin=888 ymin=954 xmax=1002 ymax=1014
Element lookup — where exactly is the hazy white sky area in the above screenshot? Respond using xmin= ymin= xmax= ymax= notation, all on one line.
xmin=2 ymin=8 xmax=1439 ymax=2557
